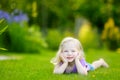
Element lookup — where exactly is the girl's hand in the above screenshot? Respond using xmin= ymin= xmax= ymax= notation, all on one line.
xmin=75 ymin=53 xmax=81 ymax=61
xmin=60 ymin=54 xmax=68 ymax=63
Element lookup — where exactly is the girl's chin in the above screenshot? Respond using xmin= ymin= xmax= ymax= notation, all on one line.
xmin=67 ymin=58 xmax=75 ymax=62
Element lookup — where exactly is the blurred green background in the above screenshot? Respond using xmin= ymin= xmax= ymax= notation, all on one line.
xmin=0 ymin=0 xmax=120 ymax=52
xmin=0 ymin=0 xmax=120 ymax=80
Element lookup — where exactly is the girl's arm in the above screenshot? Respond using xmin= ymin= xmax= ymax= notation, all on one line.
xmin=75 ymin=57 xmax=88 ymax=75
xmin=53 ymin=62 xmax=68 ymax=74
xmin=53 ymin=55 xmax=68 ymax=74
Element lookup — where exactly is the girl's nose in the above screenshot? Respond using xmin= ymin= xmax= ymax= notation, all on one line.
xmin=68 ymin=51 xmax=72 ymax=55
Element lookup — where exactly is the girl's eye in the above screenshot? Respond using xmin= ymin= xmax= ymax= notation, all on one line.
xmin=72 ymin=50 xmax=75 ymax=52
xmin=64 ymin=50 xmax=68 ymax=52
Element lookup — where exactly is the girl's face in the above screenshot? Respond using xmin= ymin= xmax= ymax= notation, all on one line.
xmin=61 ymin=41 xmax=79 ymax=62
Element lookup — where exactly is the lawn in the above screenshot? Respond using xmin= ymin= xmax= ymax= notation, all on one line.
xmin=0 ymin=49 xmax=120 ymax=80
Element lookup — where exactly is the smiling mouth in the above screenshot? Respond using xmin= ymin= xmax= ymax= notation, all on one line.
xmin=67 ymin=57 xmax=73 ymax=59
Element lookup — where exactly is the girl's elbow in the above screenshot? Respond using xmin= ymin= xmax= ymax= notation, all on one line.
xmin=82 ymin=68 xmax=88 ymax=75
xmin=83 ymin=71 xmax=88 ymax=75
xmin=53 ymin=70 xmax=63 ymax=74
xmin=78 ymin=71 xmax=88 ymax=75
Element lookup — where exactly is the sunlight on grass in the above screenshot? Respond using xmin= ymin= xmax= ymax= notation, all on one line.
xmin=0 ymin=49 xmax=120 ymax=80
xmin=0 ymin=55 xmax=22 ymax=60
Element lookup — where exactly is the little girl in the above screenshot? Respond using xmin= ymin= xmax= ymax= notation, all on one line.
xmin=51 ymin=37 xmax=109 ymax=75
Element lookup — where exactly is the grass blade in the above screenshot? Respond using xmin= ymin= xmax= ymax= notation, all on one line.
xmin=0 ymin=18 xmax=8 ymax=35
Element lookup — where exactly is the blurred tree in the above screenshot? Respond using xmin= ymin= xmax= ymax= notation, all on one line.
xmin=0 ymin=0 xmax=120 ymax=34
xmin=76 ymin=0 xmax=120 ymax=33
xmin=1 ymin=0 xmax=120 ymax=52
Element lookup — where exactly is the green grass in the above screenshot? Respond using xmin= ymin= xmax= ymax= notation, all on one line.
xmin=0 ymin=49 xmax=120 ymax=80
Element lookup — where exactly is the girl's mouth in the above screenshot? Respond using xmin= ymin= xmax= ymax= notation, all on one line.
xmin=67 ymin=57 xmax=74 ymax=59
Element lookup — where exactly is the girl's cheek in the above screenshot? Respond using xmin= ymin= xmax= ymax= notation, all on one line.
xmin=76 ymin=53 xmax=79 ymax=56
xmin=74 ymin=53 xmax=78 ymax=57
